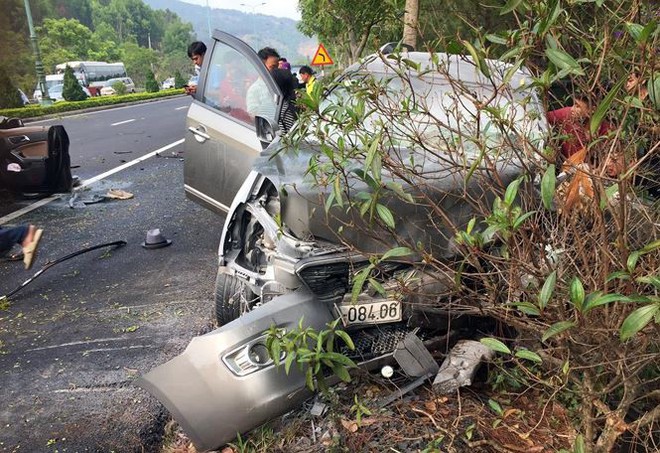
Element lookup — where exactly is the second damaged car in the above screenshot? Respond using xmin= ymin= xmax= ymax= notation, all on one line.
xmin=139 ymin=31 xmax=546 ymax=451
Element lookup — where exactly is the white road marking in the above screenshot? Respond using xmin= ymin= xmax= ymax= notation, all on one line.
xmin=111 ymin=118 xmax=135 ymax=126
xmin=0 ymin=138 xmax=185 ymax=225
xmin=26 ymin=336 xmax=150 ymax=352
xmin=175 ymin=106 xmax=188 ymax=110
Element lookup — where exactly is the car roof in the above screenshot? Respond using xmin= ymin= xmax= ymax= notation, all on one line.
xmin=345 ymin=51 xmax=531 ymax=88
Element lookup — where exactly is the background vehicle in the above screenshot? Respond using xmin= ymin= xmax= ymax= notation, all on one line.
xmin=54 ymin=61 xmax=127 ymax=96
xmin=32 ymin=74 xmax=64 ymax=101
xmin=161 ymin=77 xmax=175 ymax=89
xmin=99 ymin=77 xmax=136 ymax=96
xmin=45 ymin=83 xmax=91 ymax=102
xmin=142 ymin=30 xmax=546 ymax=451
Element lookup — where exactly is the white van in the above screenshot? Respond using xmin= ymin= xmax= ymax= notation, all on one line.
xmin=33 ymin=74 xmax=64 ymax=101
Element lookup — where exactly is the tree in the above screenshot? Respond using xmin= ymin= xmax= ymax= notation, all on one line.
xmin=402 ymin=0 xmax=419 ymax=49
xmin=61 ymin=65 xmax=87 ymax=101
xmin=119 ymin=41 xmax=157 ymax=88
xmin=174 ymin=70 xmax=186 ymax=89
xmin=0 ymin=66 xmax=24 ymax=109
xmin=37 ymin=18 xmax=93 ymax=71
xmin=145 ymin=70 xmax=159 ymax=93
xmin=288 ymin=0 xmax=659 ymax=451
xmin=298 ymin=0 xmax=404 ymax=64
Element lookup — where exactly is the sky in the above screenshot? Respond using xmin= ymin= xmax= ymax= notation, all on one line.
xmin=181 ymin=0 xmax=301 ymax=21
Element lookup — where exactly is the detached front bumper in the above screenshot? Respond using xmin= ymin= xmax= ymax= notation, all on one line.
xmin=137 ymin=289 xmax=334 ymax=452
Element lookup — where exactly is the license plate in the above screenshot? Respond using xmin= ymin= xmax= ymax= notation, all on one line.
xmin=335 ymin=300 xmax=402 ymax=326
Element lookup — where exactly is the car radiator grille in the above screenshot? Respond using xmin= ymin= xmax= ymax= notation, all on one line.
xmin=298 ymin=262 xmax=350 ymax=303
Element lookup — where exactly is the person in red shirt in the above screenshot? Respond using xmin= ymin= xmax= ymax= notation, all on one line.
xmin=546 ymin=97 xmax=612 ymax=158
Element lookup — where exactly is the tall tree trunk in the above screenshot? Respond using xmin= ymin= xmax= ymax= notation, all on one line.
xmin=402 ymin=0 xmax=419 ymax=49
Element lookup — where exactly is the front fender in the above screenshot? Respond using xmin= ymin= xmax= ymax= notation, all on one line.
xmin=137 ymin=289 xmax=333 ymax=451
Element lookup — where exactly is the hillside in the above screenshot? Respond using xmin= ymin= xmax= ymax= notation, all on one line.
xmin=143 ymin=0 xmax=317 ymax=63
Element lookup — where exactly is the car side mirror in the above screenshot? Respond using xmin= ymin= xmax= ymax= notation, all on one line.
xmin=254 ymin=116 xmax=278 ymax=149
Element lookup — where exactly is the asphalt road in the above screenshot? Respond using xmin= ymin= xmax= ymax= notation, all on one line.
xmin=0 ymin=96 xmax=192 ymax=218
xmin=0 ymin=97 xmax=225 ymax=452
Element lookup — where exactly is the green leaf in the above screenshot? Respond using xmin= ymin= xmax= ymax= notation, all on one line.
xmin=462 ymin=40 xmax=490 ymax=77
xmin=368 ymin=277 xmax=386 ymax=295
xmin=504 ymin=178 xmax=522 ymax=206
xmin=352 ymin=266 xmax=372 ymax=302
xmin=305 ymin=368 xmax=314 ymax=391
xmin=606 ymin=271 xmax=630 ymax=282
xmin=538 ymin=270 xmax=557 ymax=310
xmin=515 ymin=349 xmax=543 ymax=363
xmin=641 ymin=240 xmax=660 ymax=254
xmin=284 ymin=351 xmax=295 ymax=374
xmin=381 ymin=246 xmax=413 ymax=260
xmin=335 ymin=329 xmax=355 ymax=350
xmin=636 ymin=276 xmax=660 ymax=289
xmin=500 ymin=0 xmax=523 ymax=15
xmin=488 ymin=399 xmax=504 ymax=415
xmin=583 ymin=293 xmax=630 ymax=313
xmin=542 ymin=321 xmax=576 ymax=343
xmin=541 ymin=164 xmax=556 ymax=210
xmin=648 ymin=76 xmax=660 ymax=111
xmin=590 ymin=79 xmax=623 ymax=136
xmin=485 ymin=34 xmax=508 ymax=45
xmin=480 ymin=338 xmax=511 ymax=354
xmin=627 ymin=251 xmax=640 ymax=273
xmin=574 ymin=434 xmax=585 ymax=453
xmin=514 ymin=301 xmax=541 ymax=316
xmin=625 ymin=22 xmax=644 ymax=42
xmin=570 ymin=277 xmax=585 ymax=312
xmin=376 ymin=204 xmax=395 ymax=229
xmin=545 ymin=48 xmax=584 ymax=75
xmin=513 ymin=211 xmax=536 ymax=229
xmin=333 ymin=364 xmax=352 ymax=382
xmin=620 ymin=304 xmax=660 ymax=341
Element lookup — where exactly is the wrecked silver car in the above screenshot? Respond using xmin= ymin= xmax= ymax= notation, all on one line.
xmin=139 ymin=30 xmax=546 ymax=451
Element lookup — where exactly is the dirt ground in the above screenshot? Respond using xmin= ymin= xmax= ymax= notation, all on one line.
xmin=160 ymin=366 xmax=576 ymax=453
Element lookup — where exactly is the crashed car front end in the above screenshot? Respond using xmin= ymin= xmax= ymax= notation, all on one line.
xmin=137 ymin=288 xmax=334 ymax=451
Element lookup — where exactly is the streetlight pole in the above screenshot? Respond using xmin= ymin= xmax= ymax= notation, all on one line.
xmin=23 ymin=0 xmax=50 ymax=104
xmin=206 ymin=0 xmax=212 ymax=38
xmin=240 ymin=2 xmax=266 ymax=48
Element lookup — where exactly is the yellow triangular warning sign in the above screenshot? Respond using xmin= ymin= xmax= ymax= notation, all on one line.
xmin=311 ymin=43 xmax=334 ymax=66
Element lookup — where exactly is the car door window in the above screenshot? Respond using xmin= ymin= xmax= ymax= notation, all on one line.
xmin=202 ymin=43 xmax=278 ymax=126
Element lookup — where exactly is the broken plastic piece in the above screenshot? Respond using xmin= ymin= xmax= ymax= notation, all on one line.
xmin=432 ymin=339 xmax=494 ymax=394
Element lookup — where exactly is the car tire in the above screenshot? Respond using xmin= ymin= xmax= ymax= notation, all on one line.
xmin=214 ymin=271 xmax=255 ymax=326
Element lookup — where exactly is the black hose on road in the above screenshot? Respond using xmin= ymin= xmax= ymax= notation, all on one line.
xmin=1 ymin=240 xmax=127 ymax=301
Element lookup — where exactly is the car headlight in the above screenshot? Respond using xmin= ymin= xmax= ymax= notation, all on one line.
xmin=221 ymin=335 xmax=284 ymax=377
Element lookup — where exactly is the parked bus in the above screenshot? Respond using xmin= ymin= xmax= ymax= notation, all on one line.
xmin=53 ymin=61 xmax=128 ymax=96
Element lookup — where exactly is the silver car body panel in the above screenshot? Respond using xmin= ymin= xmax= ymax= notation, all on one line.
xmin=184 ymin=30 xmax=283 ymax=214
xmin=137 ymin=289 xmax=333 ymax=451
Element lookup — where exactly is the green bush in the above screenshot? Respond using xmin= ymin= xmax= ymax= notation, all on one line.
xmin=62 ymin=66 xmax=87 ymax=102
xmin=0 ymin=67 xmax=24 ymax=109
xmin=174 ymin=70 xmax=187 ymax=89
xmin=111 ymin=81 xmax=127 ymax=96
xmin=0 ymin=88 xmax=184 ymax=119
xmin=145 ymin=70 xmax=159 ymax=93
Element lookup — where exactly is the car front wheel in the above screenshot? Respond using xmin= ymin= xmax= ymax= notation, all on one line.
xmin=214 ymin=270 xmax=257 ymax=326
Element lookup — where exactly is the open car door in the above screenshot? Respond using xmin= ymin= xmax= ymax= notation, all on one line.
xmin=183 ymin=30 xmax=282 ymax=214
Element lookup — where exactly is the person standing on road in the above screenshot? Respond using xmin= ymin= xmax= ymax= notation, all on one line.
xmin=298 ymin=65 xmax=317 ymax=97
xmin=0 ymin=224 xmax=44 ymax=270
xmin=246 ymin=47 xmax=280 ymax=118
xmin=185 ymin=41 xmax=207 ymax=95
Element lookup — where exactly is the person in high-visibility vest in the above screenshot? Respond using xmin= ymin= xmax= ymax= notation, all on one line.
xmin=299 ymin=65 xmax=316 ymax=96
